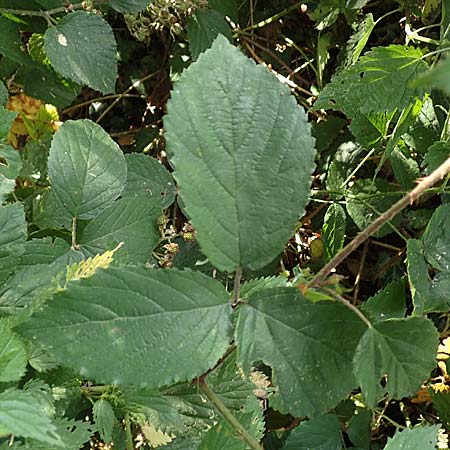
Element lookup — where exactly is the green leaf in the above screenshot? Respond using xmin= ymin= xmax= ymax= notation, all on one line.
xmin=0 ymin=388 xmax=62 ymax=446
xmin=18 ymin=267 xmax=232 ymax=387
xmin=384 ymin=425 xmax=440 ymax=450
xmin=165 ymin=36 xmax=315 ymax=272
xmin=0 ymin=203 xmax=27 ymax=284
xmin=109 ymin=0 xmax=151 ymax=12
xmin=282 ymin=414 xmax=342 ymax=450
xmin=20 ymin=238 xmax=70 ymax=266
xmin=123 ymin=153 xmax=175 ymax=208
xmin=208 ymin=0 xmax=238 ymax=21
xmin=33 ymin=190 xmax=73 ymax=229
xmin=0 ymin=106 xmax=17 ymax=142
xmin=315 ymin=45 xmax=427 ymax=115
xmin=390 ymin=146 xmax=419 ymax=189
xmin=340 ymin=13 xmax=375 ymax=70
xmin=235 ymin=287 xmax=366 ymax=417
xmin=79 ymin=196 xmax=161 ymax=264
xmin=93 ymin=399 xmax=115 ymax=444
xmin=187 ymin=9 xmax=232 ymax=60
xmin=44 ymin=11 xmax=117 ymax=94
xmin=361 ymin=278 xmax=406 ymax=322
xmin=349 ymin=111 xmax=392 ymax=148
xmin=346 ymin=179 xmax=402 ymax=238
xmin=239 ymin=276 xmax=288 ymax=299
xmin=353 ymin=317 xmax=439 ymax=406
xmin=347 ymin=409 xmax=371 ymax=450
xmin=0 ymin=17 xmax=32 ymax=64
xmin=424 ymin=141 xmax=450 ymax=174
xmin=322 ymin=203 xmax=346 ymax=261
xmin=0 ymin=145 xmax=22 ymax=179
xmin=47 ymin=119 xmax=127 ymax=220
xmin=0 ymin=82 xmax=7 ymax=106
xmin=415 ymin=58 xmax=450 ymax=95
xmin=422 ymin=203 xmax=450 ymax=272
xmin=0 ymin=319 xmax=27 ymax=382
xmin=407 ymin=239 xmax=430 ymax=315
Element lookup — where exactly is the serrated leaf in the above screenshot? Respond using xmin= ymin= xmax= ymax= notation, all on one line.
xmin=0 ymin=319 xmax=27 ymax=382
xmin=79 ymin=196 xmax=161 ymax=264
xmin=209 ymin=0 xmax=238 ymax=21
xmin=0 ymin=145 xmax=22 ymax=179
xmin=0 ymin=106 xmax=17 ymax=142
xmin=0 ymin=17 xmax=32 ymax=64
xmin=422 ymin=203 xmax=450 ymax=272
xmin=346 ymin=179 xmax=402 ymax=238
xmin=18 ymin=267 xmax=232 ymax=387
xmin=0 ymin=203 xmax=27 ymax=284
xmin=44 ymin=11 xmax=117 ymax=94
xmin=315 ymin=45 xmax=427 ymax=115
xmin=347 ymin=409 xmax=371 ymax=450
xmin=390 ymin=146 xmax=419 ymax=189
xmin=93 ymin=399 xmax=115 ymax=444
xmin=282 ymin=414 xmax=342 ymax=450
xmin=239 ymin=276 xmax=288 ymax=299
xmin=109 ymin=0 xmax=151 ymax=12
xmin=47 ymin=119 xmax=127 ymax=220
xmin=123 ymin=153 xmax=175 ymax=208
xmin=33 ymin=189 xmax=73 ymax=229
xmin=415 ymin=57 xmax=450 ymax=94
xmin=322 ymin=203 xmax=346 ymax=260
xmin=198 ymin=396 xmax=264 ymax=450
xmin=20 ymin=238 xmax=70 ymax=266
xmin=424 ymin=142 xmax=450 ymax=174
xmin=407 ymin=239 xmax=430 ymax=315
xmin=235 ymin=287 xmax=366 ymax=417
xmin=384 ymin=425 xmax=440 ymax=450
xmin=353 ymin=317 xmax=439 ymax=406
xmin=187 ymin=9 xmax=232 ymax=60
xmin=340 ymin=13 xmax=375 ymax=69
xmin=0 ymin=388 xmax=62 ymax=446
xmin=361 ymin=278 xmax=406 ymax=322
xmin=165 ymin=36 xmax=315 ymax=272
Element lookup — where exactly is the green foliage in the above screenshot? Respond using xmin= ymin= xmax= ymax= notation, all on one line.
xmin=165 ymin=36 xmax=315 ymax=272
xmin=1 ymin=1 xmax=450 ymax=448
xmin=44 ymin=11 xmax=118 ymax=94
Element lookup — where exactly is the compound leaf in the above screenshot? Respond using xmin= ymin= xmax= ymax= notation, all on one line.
xmin=235 ymin=287 xmax=366 ymax=417
xmin=18 ymin=267 xmax=232 ymax=388
xmin=384 ymin=425 xmax=440 ymax=450
xmin=165 ymin=36 xmax=315 ymax=272
xmin=353 ymin=317 xmax=439 ymax=406
xmin=47 ymin=119 xmax=127 ymax=220
xmin=282 ymin=414 xmax=342 ymax=450
xmin=315 ymin=45 xmax=427 ymax=115
xmin=44 ymin=11 xmax=117 ymax=94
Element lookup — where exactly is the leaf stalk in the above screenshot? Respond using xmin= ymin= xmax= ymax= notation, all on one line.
xmin=198 ymin=376 xmax=263 ymax=450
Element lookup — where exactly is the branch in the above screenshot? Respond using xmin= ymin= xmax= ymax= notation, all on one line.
xmin=0 ymin=1 xmax=107 ymax=18
xmin=232 ymin=267 xmax=242 ymax=306
xmin=198 ymin=377 xmax=263 ymax=450
xmin=307 ymin=156 xmax=450 ymax=289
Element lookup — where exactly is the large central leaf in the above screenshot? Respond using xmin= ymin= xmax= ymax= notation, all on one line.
xmin=235 ymin=287 xmax=366 ymax=417
xmin=165 ymin=36 xmax=315 ymax=272
xmin=17 ymin=268 xmax=233 ymax=387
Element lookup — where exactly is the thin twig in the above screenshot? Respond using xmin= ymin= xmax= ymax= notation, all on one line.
xmin=0 ymin=1 xmax=106 ymax=17
xmin=242 ymin=1 xmax=304 ymax=31
xmin=62 ymin=94 xmax=143 ymax=115
xmin=353 ymin=240 xmax=369 ymax=303
xmin=307 ymin=157 xmax=450 ymax=288
xmin=124 ymin=413 xmax=133 ymax=450
xmin=198 ymin=377 xmax=263 ymax=450
xmin=323 ymin=288 xmax=372 ymax=328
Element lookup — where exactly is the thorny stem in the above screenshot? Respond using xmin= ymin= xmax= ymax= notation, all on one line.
xmin=307 ymin=156 xmax=450 ymax=289
xmin=0 ymin=1 xmax=107 ymax=17
xmin=198 ymin=376 xmax=263 ymax=450
xmin=232 ymin=267 xmax=242 ymax=306
xmin=323 ymin=288 xmax=373 ymax=328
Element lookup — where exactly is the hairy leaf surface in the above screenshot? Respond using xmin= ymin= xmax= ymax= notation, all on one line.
xmin=44 ymin=11 xmax=117 ymax=94
xmin=18 ymin=268 xmax=232 ymax=387
xmin=47 ymin=120 xmax=127 ymax=220
xmin=165 ymin=36 xmax=315 ymax=272
xmin=235 ymin=287 xmax=366 ymax=417
xmin=315 ymin=45 xmax=427 ymax=115
xmin=353 ymin=317 xmax=438 ymax=406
